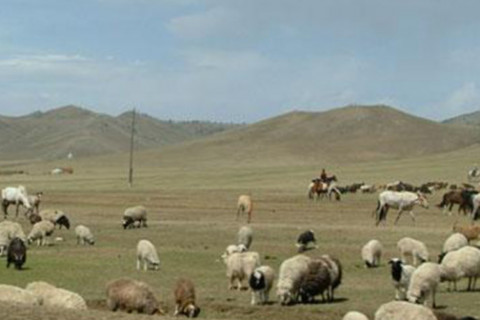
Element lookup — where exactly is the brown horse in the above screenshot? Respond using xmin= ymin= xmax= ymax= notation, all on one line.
xmin=436 ymin=190 xmax=474 ymax=215
xmin=308 ymin=176 xmax=340 ymax=200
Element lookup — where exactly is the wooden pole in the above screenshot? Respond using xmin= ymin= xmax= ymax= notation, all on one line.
xmin=128 ymin=108 xmax=136 ymax=187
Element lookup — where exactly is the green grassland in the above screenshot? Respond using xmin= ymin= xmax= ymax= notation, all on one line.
xmin=1 ymin=144 xmax=480 ymax=320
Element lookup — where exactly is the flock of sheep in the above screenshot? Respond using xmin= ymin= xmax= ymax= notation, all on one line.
xmin=2 ymin=180 xmax=480 ymax=320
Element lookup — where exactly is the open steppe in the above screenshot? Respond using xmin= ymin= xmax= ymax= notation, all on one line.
xmin=1 ymin=140 xmax=480 ymax=320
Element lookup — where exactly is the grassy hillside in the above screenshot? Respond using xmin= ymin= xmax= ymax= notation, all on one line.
xmin=0 ymin=105 xmax=241 ymax=161
xmin=443 ymin=109 xmax=480 ymax=126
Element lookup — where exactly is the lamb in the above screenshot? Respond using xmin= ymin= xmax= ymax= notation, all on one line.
xmin=296 ymin=230 xmax=317 ymax=253
xmin=249 ymin=265 xmax=275 ymax=305
xmin=225 ymin=251 xmax=260 ymax=290
xmin=237 ymin=226 xmax=253 ymax=249
xmin=26 ymin=281 xmax=87 ymax=310
xmin=27 ymin=220 xmax=55 ymax=246
xmin=136 ymin=239 xmax=160 ymax=271
xmin=39 ymin=209 xmax=70 ymax=229
xmin=298 ymin=257 xmax=331 ymax=303
xmin=374 ymin=301 xmax=437 ymax=320
xmin=237 ymin=195 xmax=253 ymax=223
xmin=7 ymin=237 xmax=27 ymax=270
xmin=438 ymin=233 xmax=468 ymax=262
xmin=0 ymin=284 xmax=40 ymax=306
xmin=75 ymin=225 xmax=95 ymax=245
xmin=123 ymin=205 xmax=147 ymax=229
xmin=388 ymin=258 xmax=415 ymax=300
xmin=361 ymin=239 xmax=383 ymax=268
xmin=173 ymin=278 xmax=200 ymax=318
xmin=407 ymin=262 xmax=444 ymax=308
xmin=276 ymin=254 xmax=311 ymax=305
xmin=105 ymin=278 xmax=164 ymax=315
xmin=343 ymin=311 xmax=369 ymax=320
xmin=397 ymin=237 xmax=429 ymax=266
xmin=440 ymin=246 xmax=480 ymax=291
xmin=452 ymin=223 xmax=480 ymax=242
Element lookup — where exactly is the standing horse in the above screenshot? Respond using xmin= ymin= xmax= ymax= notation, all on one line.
xmin=375 ymin=191 xmax=429 ymax=226
xmin=437 ymin=189 xmax=475 ymax=215
xmin=1 ymin=186 xmax=31 ymax=218
xmin=308 ymin=176 xmax=340 ymax=200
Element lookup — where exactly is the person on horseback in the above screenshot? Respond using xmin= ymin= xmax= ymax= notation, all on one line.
xmin=320 ymin=168 xmax=327 ymax=182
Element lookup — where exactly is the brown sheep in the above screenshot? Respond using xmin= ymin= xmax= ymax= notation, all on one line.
xmin=452 ymin=223 xmax=480 ymax=242
xmin=237 ymin=195 xmax=253 ymax=223
xmin=173 ymin=278 xmax=200 ymax=318
xmin=105 ymin=278 xmax=164 ymax=315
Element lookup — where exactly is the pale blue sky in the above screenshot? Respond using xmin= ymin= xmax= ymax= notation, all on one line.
xmin=1 ymin=0 xmax=480 ymax=122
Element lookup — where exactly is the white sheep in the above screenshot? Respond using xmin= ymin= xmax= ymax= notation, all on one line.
xmin=221 ymin=244 xmax=247 ymax=262
xmin=397 ymin=237 xmax=429 ymax=266
xmin=225 ymin=251 xmax=260 ymax=290
xmin=0 ymin=220 xmax=27 ymax=255
xmin=0 ymin=284 xmax=40 ymax=306
xmin=249 ymin=265 xmax=275 ymax=305
xmin=237 ymin=195 xmax=253 ymax=223
xmin=276 ymin=254 xmax=311 ymax=305
xmin=343 ymin=311 xmax=369 ymax=320
xmin=237 ymin=226 xmax=253 ymax=249
xmin=407 ymin=262 xmax=444 ymax=308
xmin=361 ymin=239 xmax=383 ymax=268
xmin=123 ymin=205 xmax=147 ymax=229
xmin=440 ymin=245 xmax=480 ymax=291
xmin=25 ymin=281 xmax=87 ymax=310
xmin=388 ymin=258 xmax=415 ymax=301
xmin=27 ymin=220 xmax=55 ymax=246
xmin=39 ymin=209 xmax=70 ymax=229
xmin=105 ymin=278 xmax=164 ymax=315
xmin=136 ymin=239 xmax=160 ymax=271
xmin=75 ymin=225 xmax=95 ymax=245
xmin=374 ymin=301 xmax=437 ymax=320
xmin=439 ymin=233 xmax=468 ymax=261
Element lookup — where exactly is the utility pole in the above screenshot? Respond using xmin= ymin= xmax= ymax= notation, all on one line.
xmin=128 ymin=108 xmax=136 ymax=187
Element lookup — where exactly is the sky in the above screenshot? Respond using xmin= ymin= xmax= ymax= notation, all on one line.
xmin=1 ymin=0 xmax=480 ymax=123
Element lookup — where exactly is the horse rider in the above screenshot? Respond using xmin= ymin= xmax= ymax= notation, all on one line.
xmin=320 ymin=168 xmax=327 ymax=182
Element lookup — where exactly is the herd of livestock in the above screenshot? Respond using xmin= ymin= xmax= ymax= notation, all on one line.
xmin=1 ymin=178 xmax=480 ymax=320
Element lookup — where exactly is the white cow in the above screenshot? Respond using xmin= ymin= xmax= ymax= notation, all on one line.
xmin=375 ymin=191 xmax=429 ymax=226
xmin=1 ymin=186 xmax=31 ymax=218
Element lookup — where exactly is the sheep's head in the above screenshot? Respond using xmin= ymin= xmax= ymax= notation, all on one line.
xmin=185 ymin=304 xmax=200 ymax=318
xmin=56 ymin=216 xmax=70 ymax=229
xmin=249 ymin=270 xmax=266 ymax=291
xmin=122 ymin=217 xmax=134 ymax=229
xmin=277 ymin=290 xmax=294 ymax=306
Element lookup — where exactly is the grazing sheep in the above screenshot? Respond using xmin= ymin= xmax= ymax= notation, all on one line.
xmin=440 ymin=246 xmax=480 ymax=291
xmin=276 ymin=254 xmax=311 ymax=305
xmin=237 ymin=226 xmax=253 ymax=249
xmin=296 ymin=230 xmax=317 ymax=253
xmin=452 ymin=223 xmax=480 ymax=242
xmin=26 ymin=281 xmax=87 ymax=310
xmin=105 ymin=278 xmax=164 ymax=315
xmin=397 ymin=237 xmax=429 ymax=266
xmin=75 ymin=225 xmax=95 ymax=245
xmin=39 ymin=209 xmax=70 ymax=229
xmin=237 ymin=195 xmax=253 ymax=223
xmin=374 ymin=301 xmax=437 ymax=320
xmin=173 ymin=278 xmax=200 ymax=318
xmin=6 ymin=237 xmax=27 ymax=270
xmin=123 ymin=205 xmax=147 ymax=229
xmin=407 ymin=262 xmax=444 ymax=308
xmin=0 ymin=220 xmax=27 ymax=255
xmin=319 ymin=254 xmax=343 ymax=302
xmin=249 ymin=265 xmax=275 ymax=305
xmin=0 ymin=284 xmax=40 ymax=306
xmin=438 ymin=233 xmax=468 ymax=262
xmin=361 ymin=239 xmax=383 ymax=268
xmin=298 ymin=258 xmax=331 ymax=303
xmin=27 ymin=220 xmax=55 ymax=246
xmin=225 ymin=251 xmax=260 ymax=290
xmin=388 ymin=258 xmax=415 ymax=301
xmin=136 ymin=239 xmax=160 ymax=271
xmin=343 ymin=311 xmax=369 ymax=320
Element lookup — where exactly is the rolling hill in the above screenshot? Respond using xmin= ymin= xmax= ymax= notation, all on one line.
xmin=145 ymin=105 xmax=480 ymax=167
xmin=443 ymin=109 xmax=480 ymax=126
xmin=0 ymin=105 xmax=242 ymax=161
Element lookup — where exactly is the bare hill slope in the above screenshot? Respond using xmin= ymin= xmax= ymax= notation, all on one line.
xmin=150 ymin=105 xmax=480 ymax=166
xmin=0 ymin=105 xmax=241 ymax=161
xmin=443 ymin=109 xmax=480 ymax=126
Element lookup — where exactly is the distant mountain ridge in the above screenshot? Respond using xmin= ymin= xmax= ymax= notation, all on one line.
xmin=0 ymin=105 xmax=242 ymax=160
xmin=443 ymin=109 xmax=480 ymax=126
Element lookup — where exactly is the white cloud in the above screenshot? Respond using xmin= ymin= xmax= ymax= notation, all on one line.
xmin=441 ymin=82 xmax=480 ymax=116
